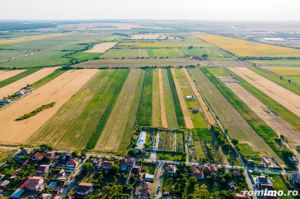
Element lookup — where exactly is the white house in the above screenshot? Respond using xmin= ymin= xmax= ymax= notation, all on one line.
xmin=134 ymin=131 xmax=147 ymax=152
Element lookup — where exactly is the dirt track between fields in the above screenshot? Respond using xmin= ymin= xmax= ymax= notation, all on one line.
xmin=229 ymin=67 xmax=300 ymax=117
xmin=0 ymin=69 xmax=97 ymax=144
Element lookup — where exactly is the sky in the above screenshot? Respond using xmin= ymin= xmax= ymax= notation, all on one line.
xmin=1 ymin=0 xmax=300 ymax=21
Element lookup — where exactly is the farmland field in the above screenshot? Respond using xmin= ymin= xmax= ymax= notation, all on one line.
xmin=224 ymin=82 xmax=300 ymax=152
xmin=29 ymin=70 xmax=128 ymax=150
xmin=158 ymin=69 xmax=168 ymax=128
xmin=161 ymin=69 xmax=178 ymax=129
xmin=198 ymin=33 xmax=300 ymax=57
xmin=103 ymin=48 xmax=148 ymax=58
xmin=172 ymin=68 xmax=205 ymax=129
xmin=250 ymin=66 xmax=300 ymax=96
xmin=95 ymin=69 xmax=143 ymax=152
xmin=137 ymin=69 xmax=153 ymax=126
xmin=229 ymin=67 xmax=300 ymax=117
xmin=0 ymin=67 xmax=58 ymax=98
xmin=152 ymin=69 xmax=162 ymax=127
xmin=85 ymin=42 xmax=117 ymax=53
xmin=0 ymin=69 xmax=25 ymax=81
xmin=0 ymin=69 xmax=97 ymax=144
xmin=188 ymin=68 xmax=280 ymax=161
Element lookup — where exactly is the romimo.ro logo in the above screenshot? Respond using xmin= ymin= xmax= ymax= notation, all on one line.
xmin=243 ymin=189 xmax=299 ymax=197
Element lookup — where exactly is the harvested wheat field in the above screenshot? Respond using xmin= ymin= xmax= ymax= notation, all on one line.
xmin=230 ymin=67 xmax=300 ymax=117
xmin=158 ymin=69 xmax=168 ymax=128
xmin=198 ymin=33 xmax=300 ymax=57
xmin=171 ymin=69 xmax=194 ymax=129
xmin=225 ymin=82 xmax=300 ymax=146
xmin=183 ymin=68 xmax=216 ymax=127
xmin=265 ymin=67 xmax=300 ymax=76
xmin=86 ymin=42 xmax=117 ymax=53
xmin=0 ymin=70 xmax=25 ymax=82
xmin=0 ymin=69 xmax=97 ymax=144
xmin=0 ymin=67 xmax=58 ymax=99
xmin=95 ymin=69 xmax=142 ymax=152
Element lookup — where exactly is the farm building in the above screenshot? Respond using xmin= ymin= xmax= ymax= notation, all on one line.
xmin=134 ymin=131 xmax=147 ymax=152
xmin=185 ymin=95 xmax=195 ymax=101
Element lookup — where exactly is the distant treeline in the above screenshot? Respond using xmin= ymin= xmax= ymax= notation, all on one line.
xmin=0 ymin=22 xmax=57 ymax=31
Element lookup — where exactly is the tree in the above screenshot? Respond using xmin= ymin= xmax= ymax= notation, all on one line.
xmin=231 ymin=139 xmax=238 ymax=146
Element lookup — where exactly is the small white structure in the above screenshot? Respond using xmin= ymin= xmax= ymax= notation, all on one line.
xmin=144 ymin=173 xmax=154 ymax=182
xmin=134 ymin=131 xmax=147 ymax=152
xmin=185 ymin=96 xmax=195 ymax=101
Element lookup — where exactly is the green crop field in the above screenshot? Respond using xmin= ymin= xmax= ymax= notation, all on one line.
xmin=162 ymin=69 xmax=178 ymax=129
xmin=29 ymin=70 xmax=129 ymax=150
xmin=103 ymin=48 xmax=148 ymax=58
xmin=137 ymin=69 xmax=153 ymax=126
xmin=166 ymin=68 xmax=185 ymax=128
xmin=95 ymin=70 xmax=143 ymax=152
xmin=147 ymin=48 xmax=184 ymax=58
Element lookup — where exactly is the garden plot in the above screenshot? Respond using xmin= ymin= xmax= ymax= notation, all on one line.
xmin=157 ymin=130 xmax=184 ymax=152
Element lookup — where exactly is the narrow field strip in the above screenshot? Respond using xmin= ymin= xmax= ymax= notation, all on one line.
xmin=30 ymin=69 xmax=66 ymax=89
xmin=162 ymin=69 xmax=178 ymax=129
xmin=166 ymin=68 xmax=185 ymax=128
xmin=95 ymin=69 xmax=142 ymax=152
xmin=119 ymin=72 xmax=145 ymax=153
xmin=229 ymin=67 xmax=300 ymax=117
xmin=226 ymin=82 xmax=300 ymax=148
xmin=0 ymin=69 xmax=98 ymax=144
xmin=29 ymin=70 xmax=128 ymax=150
xmin=183 ymin=68 xmax=216 ymax=127
xmin=137 ymin=69 xmax=153 ymax=126
xmin=190 ymin=68 xmax=280 ymax=160
xmin=158 ymin=69 xmax=168 ymax=128
xmin=0 ymin=68 xmax=40 ymax=88
xmin=0 ymin=67 xmax=58 ymax=98
xmin=152 ymin=69 xmax=162 ymax=127
xmin=0 ymin=70 xmax=25 ymax=82
xmin=171 ymin=69 xmax=194 ymax=129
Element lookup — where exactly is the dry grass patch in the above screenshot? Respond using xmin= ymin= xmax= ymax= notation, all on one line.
xmin=158 ymin=69 xmax=168 ymax=128
xmin=0 ymin=69 xmax=97 ymax=145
